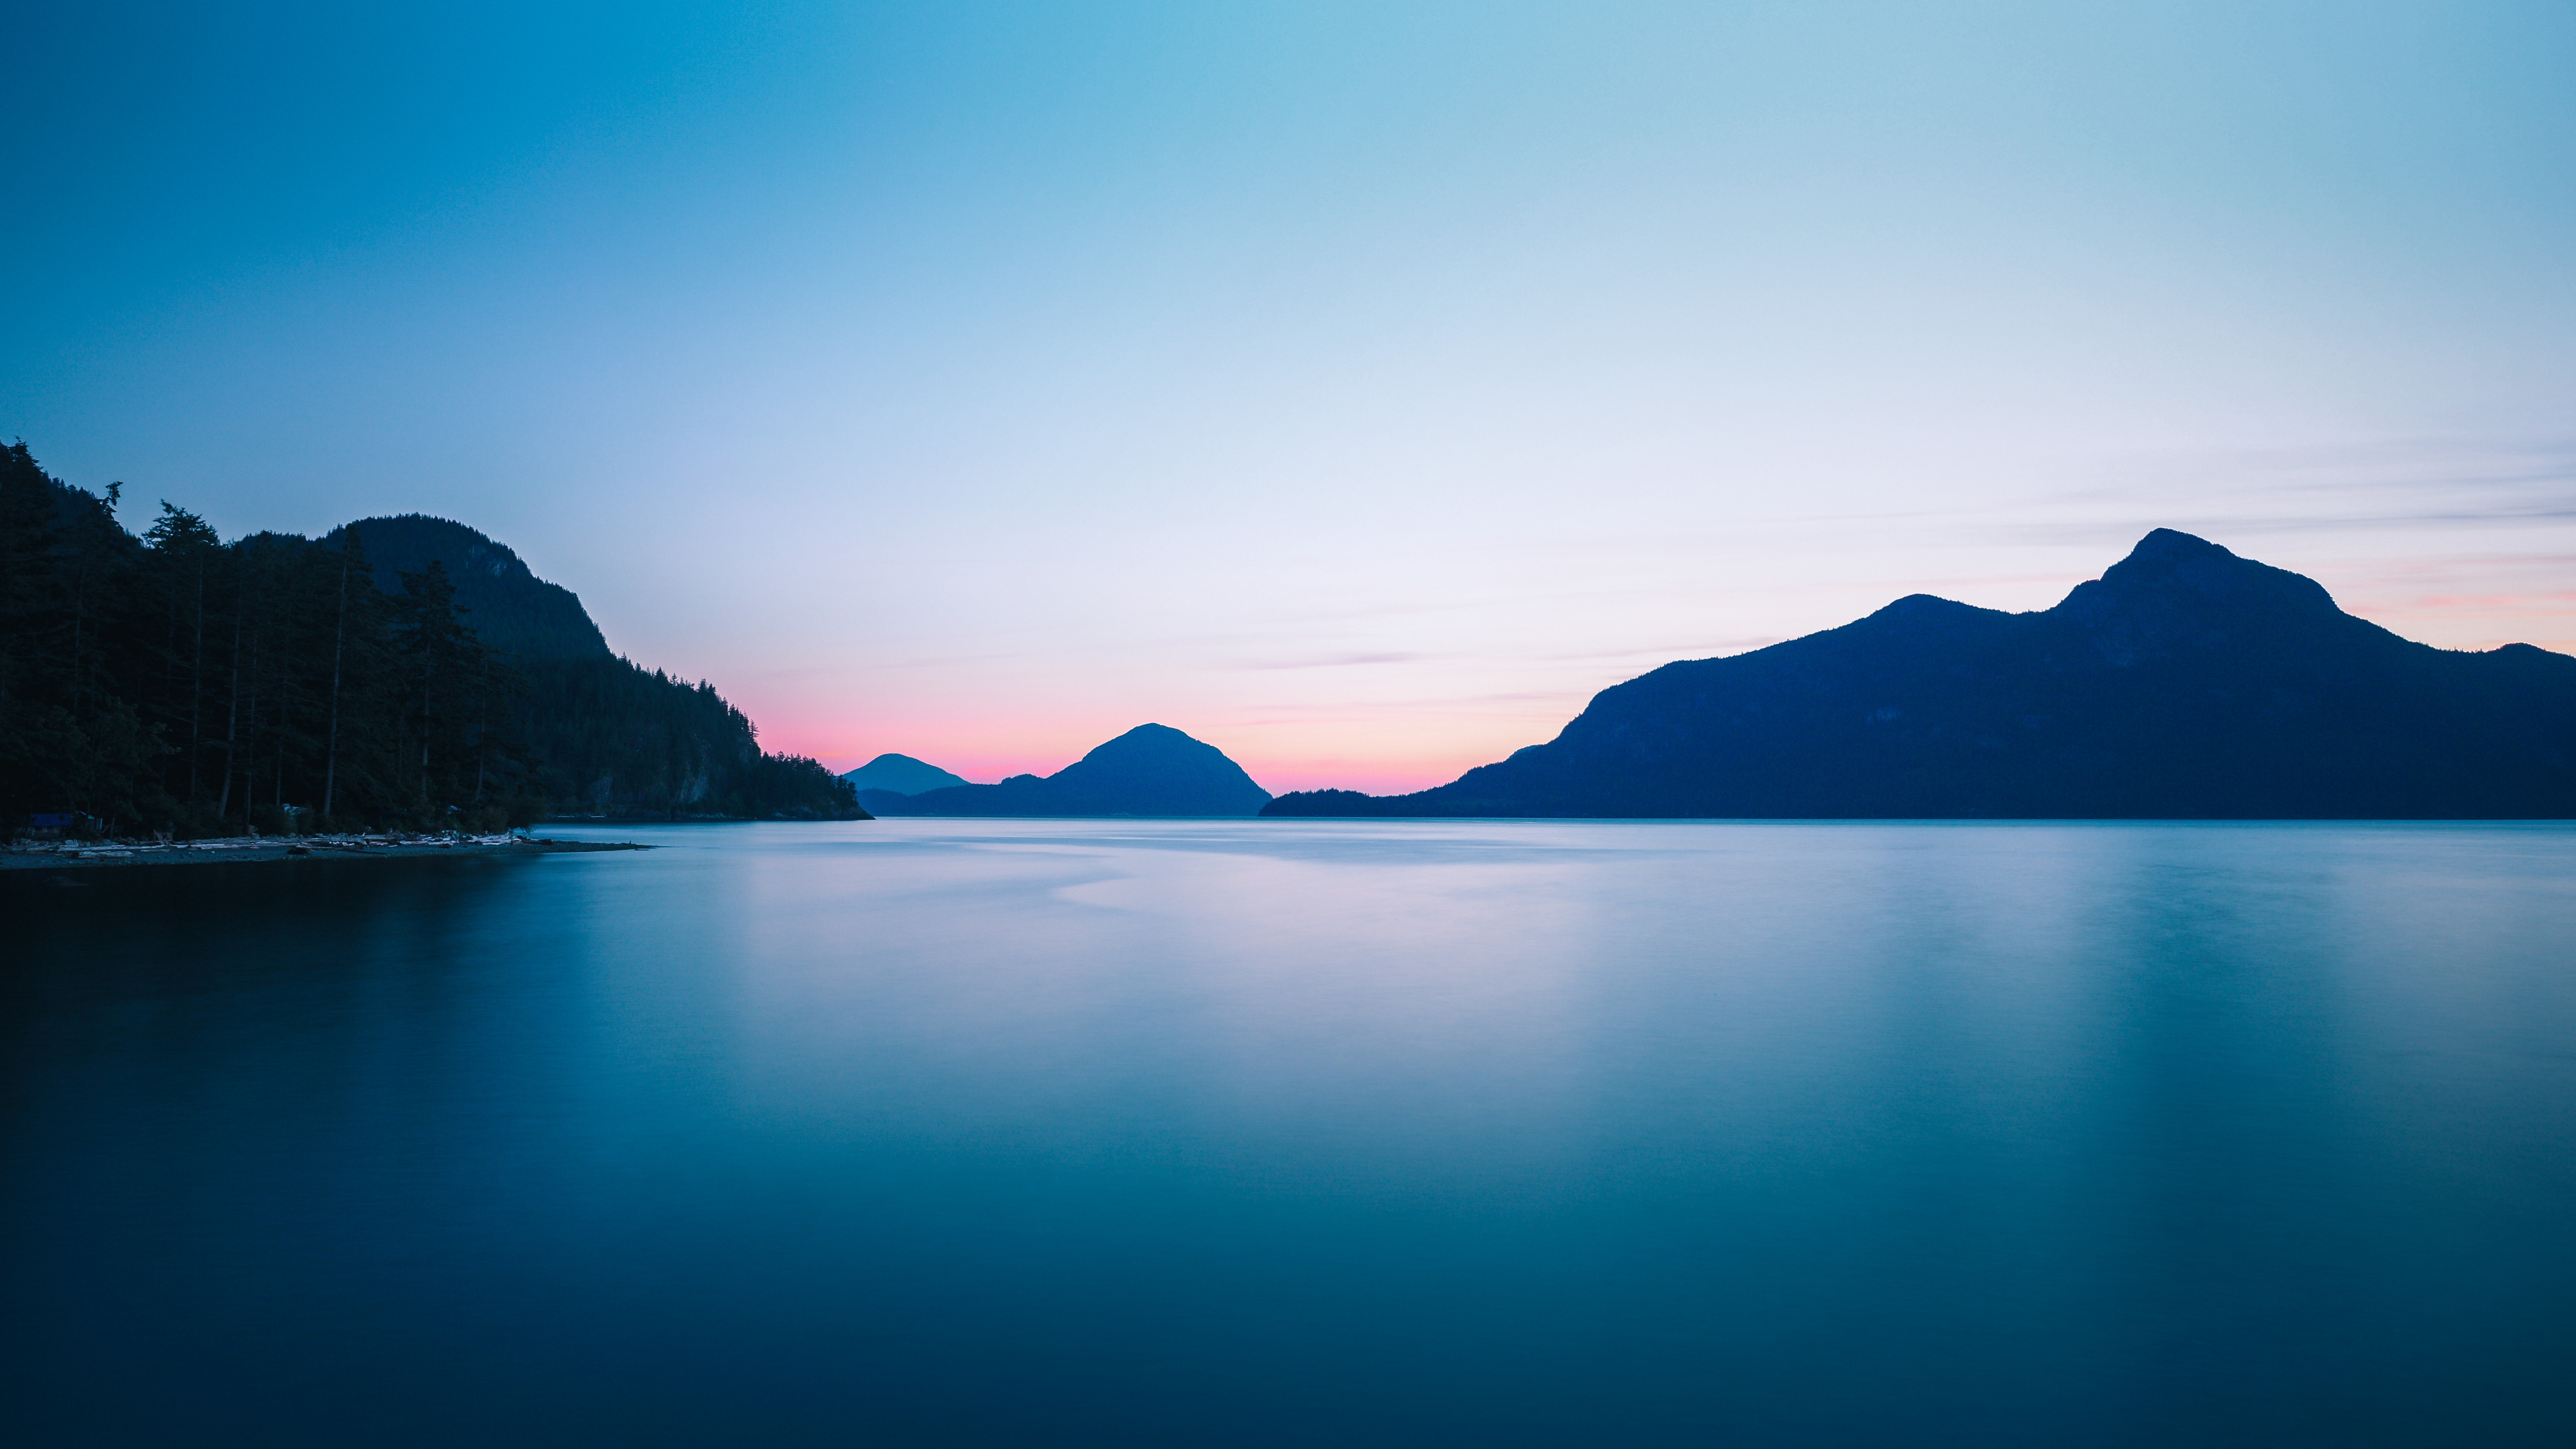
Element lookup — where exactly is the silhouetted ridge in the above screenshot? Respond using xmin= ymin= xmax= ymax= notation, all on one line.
xmin=327 ymin=515 xmax=611 ymax=661
xmin=1263 ymin=530 xmax=2576 ymax=820
xmin=0 ymin=439 xmax=861 ymax=830
xmin=868 ymin=724 xmax=1271 ymax=817
xmin=839 ymin=753 xmax=970 ymax=796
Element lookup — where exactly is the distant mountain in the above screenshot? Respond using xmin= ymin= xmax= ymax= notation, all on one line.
xmin=839 ymin=753 xmax=971 ymax=796
xmin=866 ymin=724 xmax=1271 ymax=817
xmin=1264 ymin=529 xmax=2576 ymax=820
xmin=327 ymin=515 xmax=611 ymax=661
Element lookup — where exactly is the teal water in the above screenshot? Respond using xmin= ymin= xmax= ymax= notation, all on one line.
xmin=5 ymin=820 xmax=2572 ymax=1444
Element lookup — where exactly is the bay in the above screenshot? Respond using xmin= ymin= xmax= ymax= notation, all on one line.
xmin=5 ymin=820 xmax=2572 ymax=1444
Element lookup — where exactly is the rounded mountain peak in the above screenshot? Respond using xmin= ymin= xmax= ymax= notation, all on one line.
xmin=2093 ymin=529 xmax=2332 ymax=609
xmin=2052 ymin=529 xmax=2353 ymax=663
xmin=1051 ymin=724 xmax=1272 ymax=812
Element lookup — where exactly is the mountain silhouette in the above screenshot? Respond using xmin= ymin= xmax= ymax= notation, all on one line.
xmin=326 ymin=515 xmax=612 ymax=661
xmin=839 ymin=753 xmax=970 ymax=796
xmin=1263 ymin=529 xmax=2576 ymax=819
xmin=0 ymin=433 xmax=863 ymax=826
xmin=865 ymin=724 xmax=1271 ymax=817
xmin=325 ymin=513 xmax=859 ymax=819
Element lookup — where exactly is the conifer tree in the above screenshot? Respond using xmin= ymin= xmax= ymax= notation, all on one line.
xmin=1 ymin=441 xmax=865 ymax=833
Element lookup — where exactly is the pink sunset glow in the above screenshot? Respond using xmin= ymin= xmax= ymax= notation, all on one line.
xmin=13 ymin=5 xmax=2572 ymax=800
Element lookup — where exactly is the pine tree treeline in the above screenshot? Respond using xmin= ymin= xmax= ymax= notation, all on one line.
xmin=0 ymin=443 xmax=863 ymax=835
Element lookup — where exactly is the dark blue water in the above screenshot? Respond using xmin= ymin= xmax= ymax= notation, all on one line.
xmin=5 ymin=820 xmax=2572 ymax=1445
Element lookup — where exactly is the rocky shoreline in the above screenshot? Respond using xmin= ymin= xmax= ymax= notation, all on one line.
xmin=2 ymin=833 xmax=649 ymax=871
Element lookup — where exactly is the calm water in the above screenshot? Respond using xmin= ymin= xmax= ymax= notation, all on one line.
xmin=5 ymin=820 xmax=2573 ymax=1445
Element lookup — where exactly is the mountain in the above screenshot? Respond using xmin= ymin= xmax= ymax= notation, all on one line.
xmin=865 ymin=724 xmax=1271 ymax=817
xmin=326 ymin=515 xmax=611 ymax=661
xmin=1263 ymin=530 xmax=2576 ymax=820
xmin=325 ymin=517 xmax=863 ymax=821
xmin=839 ymin=753 xmax=970 ymax=796
xmin=0 ymin=440 xmax=862 ymax=832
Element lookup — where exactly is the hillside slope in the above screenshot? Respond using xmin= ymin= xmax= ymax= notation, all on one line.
xmin=1265 ymin=530 xmax=2576 ymax=819
xmin=867 ymin=725 xmax=1270 ymax=817
xmin=0 ymin=441 xmax=860 ymax=830
xmin=328 ymin=515 xmax=610 ymax=661
xmin=839 ymin=753 xmax=970 ymax=796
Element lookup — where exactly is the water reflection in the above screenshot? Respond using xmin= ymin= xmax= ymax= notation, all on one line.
xmin=5 ymin=822 xmax=2571 ymax=1446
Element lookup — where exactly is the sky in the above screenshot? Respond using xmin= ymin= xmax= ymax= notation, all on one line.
xmin=8 ymin=1 xmax=2574 ymax=792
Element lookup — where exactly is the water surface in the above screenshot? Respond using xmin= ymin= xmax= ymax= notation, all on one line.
xmin=5 ymin=820 xmax=2571 ymax=1444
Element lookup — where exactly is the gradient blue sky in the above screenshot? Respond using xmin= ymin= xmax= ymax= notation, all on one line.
xmin=9 ymin=2 xmax=2573 ymax=790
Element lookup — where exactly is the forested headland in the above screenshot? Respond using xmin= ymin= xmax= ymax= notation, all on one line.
xmin=1 ymin=442 xmax=863 ymax=835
